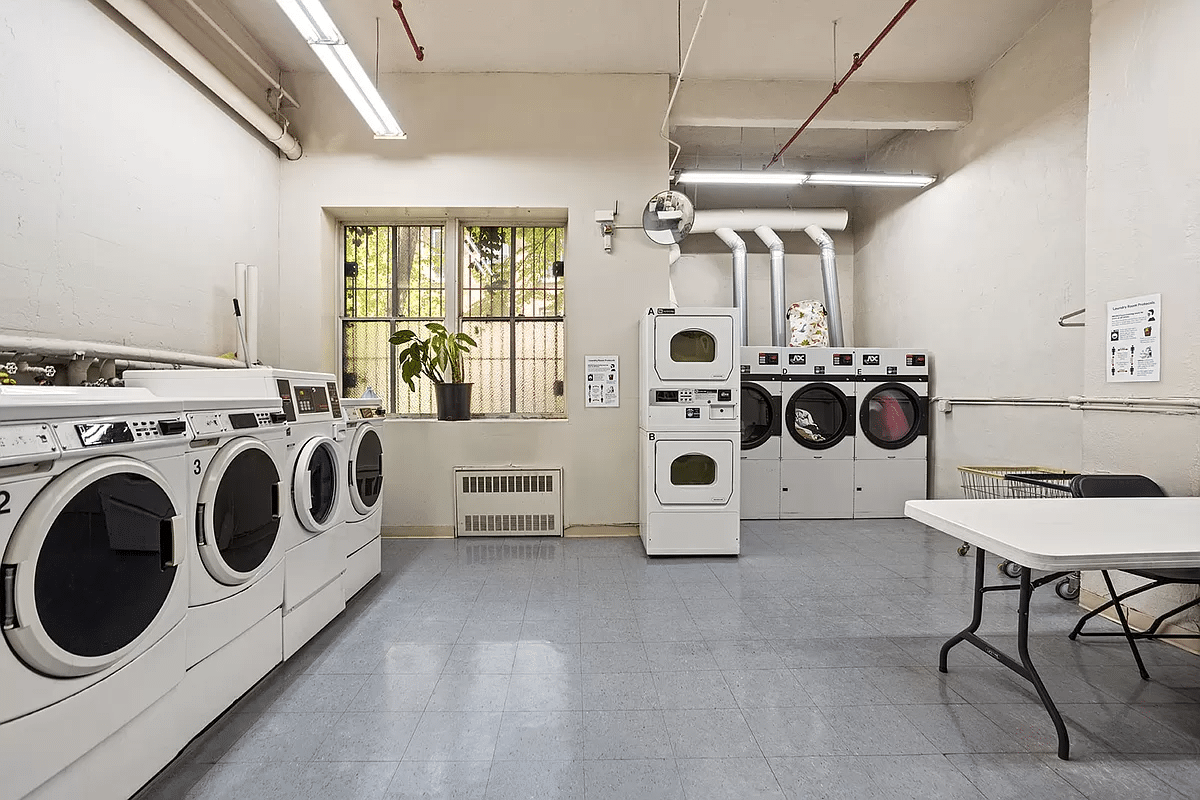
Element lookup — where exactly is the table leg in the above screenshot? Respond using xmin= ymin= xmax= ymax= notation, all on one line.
xmin=1016 ymin=566 xmax=1070 ymax=760
xmin=939 ymin=546 xmax=986 ymax=672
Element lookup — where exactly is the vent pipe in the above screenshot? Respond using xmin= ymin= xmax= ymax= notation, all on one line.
xmin=804 ymin=226 xmax=845 ymax=347
xmin=754 ymin=227 xmax=787 ymax=347
xmin=693 ymin=209 xmax=848 ymax=234
xmin=713 ymin=228 xmax=748 ymax=346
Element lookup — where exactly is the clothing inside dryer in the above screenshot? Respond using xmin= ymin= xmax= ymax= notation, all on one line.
xmin=789 ymin=386 xmax=846 ymax=443
xmin=866 ymin=388 xmax=917 ymax=442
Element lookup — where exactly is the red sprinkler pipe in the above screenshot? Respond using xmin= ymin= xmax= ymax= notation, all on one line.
xmin=391 ymin=0 xmax=425 ymax=62
xmin=764 ymin=0 xmax=921 ymax=169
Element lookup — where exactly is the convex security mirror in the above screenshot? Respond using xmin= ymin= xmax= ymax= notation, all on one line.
xmin=642 ymin=190 xmax=695 ymax=245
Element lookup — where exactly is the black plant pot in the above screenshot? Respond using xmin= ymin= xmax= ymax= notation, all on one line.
xmin=435 ymin=383 xmax=473 ymax=421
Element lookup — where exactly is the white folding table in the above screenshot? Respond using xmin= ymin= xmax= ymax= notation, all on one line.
xmin=905 ymin=497 xmax=1200 ymax=760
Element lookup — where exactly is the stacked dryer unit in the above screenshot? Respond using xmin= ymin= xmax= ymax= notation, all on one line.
xmin=779 ymin=348 xmax=857 ymax=519
xmin=0 ymin=387 xmax=191 ymax=800
xmin=639 ymin=307 xmax=741 ymax=555
xmin=739 ymin=347 xmax=782 ymax=520
xmin=853 ymin=349 xmax=930 ymax=518
xmin=339 ymin=397 xmax=384 ymax=600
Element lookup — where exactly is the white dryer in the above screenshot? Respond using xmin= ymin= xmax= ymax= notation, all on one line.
xmin=854 ymin=349 xmax=930 ymax=518
xmin=779 ymin=348 xmax=857 ymax=519
xmin=740 ymin=347 xmax=782 ymax=520
xmin=339 ymin=397 xmax=384 ymax=601
xmin=0 ymin=387 xmax=189 ymax=799
xmin=639 ymin=307 xmax=740 ymax=556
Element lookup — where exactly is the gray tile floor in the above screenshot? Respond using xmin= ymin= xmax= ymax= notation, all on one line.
xmin=137 ymin=520 xmax=1200 ymax=799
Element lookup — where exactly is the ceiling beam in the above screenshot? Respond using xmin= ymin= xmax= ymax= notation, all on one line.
xmin=672 ymin=79 xmax=971 ymax=130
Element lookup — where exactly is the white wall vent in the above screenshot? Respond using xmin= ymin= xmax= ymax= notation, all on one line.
xmin=454 ymin=467 xmax=563 ymax=537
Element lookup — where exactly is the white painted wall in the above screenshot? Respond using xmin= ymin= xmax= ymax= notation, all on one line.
xmin=0 ymin=0 xmax=281 ymax=362
xmin=853 ymin=0 xmax=1090 ymax=498
xmin=277 ymin=73 xmax=669 ymax=531
xmin=674 ymin=231 xmax=855 ymax=346
xmin=1079 ymin=0 xmax=1200 ymax=627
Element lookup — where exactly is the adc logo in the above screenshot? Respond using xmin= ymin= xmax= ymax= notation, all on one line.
xmin=862 ymin=354 xmax=881 ymax=366
xmin=789 ymin=353 xmax=806 ymax=365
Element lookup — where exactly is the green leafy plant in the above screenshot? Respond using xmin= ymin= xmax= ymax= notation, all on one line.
xmin=390 ymin=323 xmax=478 ymax=390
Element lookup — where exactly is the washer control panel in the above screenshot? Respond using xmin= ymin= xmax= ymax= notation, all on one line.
xmin=55 ymin=416 xmax=188 ymax=451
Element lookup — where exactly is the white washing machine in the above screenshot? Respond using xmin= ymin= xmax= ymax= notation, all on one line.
xmin=639 ymin=307 xmax=740 ymax=556
xmin=339 ymin=398 xmax=384 ymax=602
xmin=740 ymin=347 xmax=782 ymax=520
xmin=779 ymin=348 xmax=857 ymax=519
xmin=0 ymin=387 xmax=190 ymax=800
xmin=124 ymin=370 xmax=289 ymax=670
xmin=854 ymin=349 xmax=929 ymax=518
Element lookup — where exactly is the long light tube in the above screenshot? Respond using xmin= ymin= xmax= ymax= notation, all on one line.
xmin=673 ymin=170 xmax=935 ymax=188
xmin=273 ymin=0 xmax=405 ymax=139
xmin=806 ymin=172 xmax=936 ymax=187
xmin=676 ymin=171 xmax=809 ymax=186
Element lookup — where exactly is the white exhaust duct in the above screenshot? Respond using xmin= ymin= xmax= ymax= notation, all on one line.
xmin=805 ymin=225 xmax=845 ymax=347
xmin=713 ymin=228 xmax=748 ymax=346
xmin=754 ymin=227 xmax=787 ymax=347
xmin=693 ymin=209 xmax=848 ymax=234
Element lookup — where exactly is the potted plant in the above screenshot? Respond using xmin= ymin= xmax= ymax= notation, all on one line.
xmin=390 ymin=323 xmax=478 ymax=420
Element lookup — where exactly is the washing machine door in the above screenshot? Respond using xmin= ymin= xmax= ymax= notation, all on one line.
xmin=859 ymin=382 xmax=925 ymax=450
xmin=654 ymin=438 xmax=735 ymax=505
xmin=784 ymin=382 xmax=855 ymax=450
xmin=196 ymin=438 xmax=282 ymax=585
xmin=740 ymin=384 xmax=779 ymax=452
xmin=652 ymin=315 xmax=735 ymax=382
xmin=2 ymin=457 xmax=185 ymax=678
xmin=293 ymin=436 xmax=341 ymax=533
xmin=347 ymin=424 xmax=384 ymax=517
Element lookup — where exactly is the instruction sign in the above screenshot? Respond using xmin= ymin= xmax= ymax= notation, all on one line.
xmin=585 ymin=355 xmax=620 ymax=407
xmin=1106 ymin=293 xmax=1160 ymax=382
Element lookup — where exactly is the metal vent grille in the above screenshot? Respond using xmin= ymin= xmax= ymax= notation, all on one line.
xmin=454 ymin=467 xmax=563 ymax=537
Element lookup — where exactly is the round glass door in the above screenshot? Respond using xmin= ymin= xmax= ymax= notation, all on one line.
xmin=740 ymin=384 xmax=776 ymax=450
xmin=3 ymin=457 xmax=183 ymax=677
xmin=860 ymin=384 xmax=922 ymax=449
xmin=197 ymin=438 xmax=281 ymax=585
xmin=785 ymin=383 xmax=852 ymax=450
xmin=293 ymin=437 xmax=340 ymax=533
xmin=349 ymin=425 xmax=383 ymax=515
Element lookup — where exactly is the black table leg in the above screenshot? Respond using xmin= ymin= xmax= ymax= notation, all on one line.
xmin=938 ymin=547 xmax=1071 ymax=760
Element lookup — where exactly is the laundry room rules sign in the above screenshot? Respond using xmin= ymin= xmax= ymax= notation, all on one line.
xmin=585 ymin=355 xmax=620 ymax=407
xmin=1106 ymin=293 xmax=1161 ymax=382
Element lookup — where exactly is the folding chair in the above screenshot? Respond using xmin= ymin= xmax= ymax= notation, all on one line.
xmin=1067 ymin=474 xmax=1200 ymax=680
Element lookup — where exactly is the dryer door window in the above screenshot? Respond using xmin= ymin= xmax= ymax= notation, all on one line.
xmin=860 ymin=384 xmax=923 ymax=449
xmin=197 ymin=439 xmax=281 ymax=585
xmin=293 ymin=437 xmax=341 ymax=533
xmin=652 ymin=316 xmax=734 ymax=382
xmin=740 ymin=384 xmax=777 ymax=451
xmin=785 ymin=384 xmax=853 ymax=451
xmin=349 ymin=426 xmax=384 ymax=515
xmin=2 ymin=457 xmax=183 ymax=677
xmin=653 ymin=438 xmax=735 ymax=506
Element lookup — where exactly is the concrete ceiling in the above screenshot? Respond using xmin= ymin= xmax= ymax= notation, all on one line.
xmin=214 ymin=0 xmax=1059 ymax=82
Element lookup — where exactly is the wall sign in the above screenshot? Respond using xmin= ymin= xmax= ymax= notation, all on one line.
xmin=1106 ymin=293 xmax=1160 ymax=382
xmin=585 ymin=355 xmax=620 ymax=407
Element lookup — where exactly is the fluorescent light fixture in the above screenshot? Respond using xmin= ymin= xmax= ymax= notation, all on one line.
xmin=273 ymin=0 xmax=405 ymax=139
xmin=806 ymin=172 xmax=937 ymax=188
xmin=675 ymin=171 xmax=809 ymax=186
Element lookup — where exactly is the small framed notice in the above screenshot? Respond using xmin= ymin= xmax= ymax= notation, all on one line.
xmin=585 ymin=355 xmax=620 ymax=407
xmin=1106 ymin=293 xmax=1160 ymax=382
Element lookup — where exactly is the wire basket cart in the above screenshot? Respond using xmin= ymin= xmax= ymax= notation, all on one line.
xmin=957 ymin=466 xmax=1081 ymax=600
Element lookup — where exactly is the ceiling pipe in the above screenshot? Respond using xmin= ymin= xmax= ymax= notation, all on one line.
xmin=0 ymin=336 xmax=245 ymax=369
xmin=101 ymin=0 xmax=303 ymax=160
xmin=179 ymin=0 xmax=300 ymax=107
xmin=692 ymin=209 xmax=849 ymax=234
xmin=714 ymin=228 xmax=748 ymax=346
xmin=391 ymin=0 xmax=426 ymax=62
xmin=765 ymin=0 xmax=922 ymax=169
xmin=661 ymin=0 xmax=711 ymax=171
xmin=754 ymin=227 xmax=787 ymax=347
xmin=804 ymin=225 xmax=846 ymax=347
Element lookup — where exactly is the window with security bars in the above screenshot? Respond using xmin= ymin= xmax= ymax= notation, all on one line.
xmin=341 ymin=221 xmax=565 ymax=417
xmin=460 ymin=225 xmax=565 ymax=416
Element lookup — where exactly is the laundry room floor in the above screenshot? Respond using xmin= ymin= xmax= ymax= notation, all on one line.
xmin=137 ymin=522 xmax=1200 ymax=800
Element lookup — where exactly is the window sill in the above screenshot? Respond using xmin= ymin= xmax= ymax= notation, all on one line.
xmin=383 ymin=416 xmax=568 ymax=423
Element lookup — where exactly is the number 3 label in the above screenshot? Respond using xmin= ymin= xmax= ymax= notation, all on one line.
xmin=193 ymin=460 xmax=202 ymax=475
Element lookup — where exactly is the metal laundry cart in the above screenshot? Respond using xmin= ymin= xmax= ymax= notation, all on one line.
xmin=956 ymin=466 xmax=1080 ymax=599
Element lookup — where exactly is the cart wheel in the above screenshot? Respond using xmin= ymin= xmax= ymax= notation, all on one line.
xmin=957 ymin=543 xmax=970 ymax=557
xmin=1056 ymin=577 xmax=1080 ymax=601
xmin=1000 ymin=560 xmax=1023 ymax=579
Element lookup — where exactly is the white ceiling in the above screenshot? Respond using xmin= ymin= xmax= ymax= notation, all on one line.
xmin=217 ymin=0 xmax=1058 ymax=82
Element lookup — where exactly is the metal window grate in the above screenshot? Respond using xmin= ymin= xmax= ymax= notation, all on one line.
xmin=461 ymin=226 xmax=565 ymax=416
xmin=462 ymin=514 xmax=557 ymax=533
xmin=461 ymin=473 xmax=554 ymax=494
